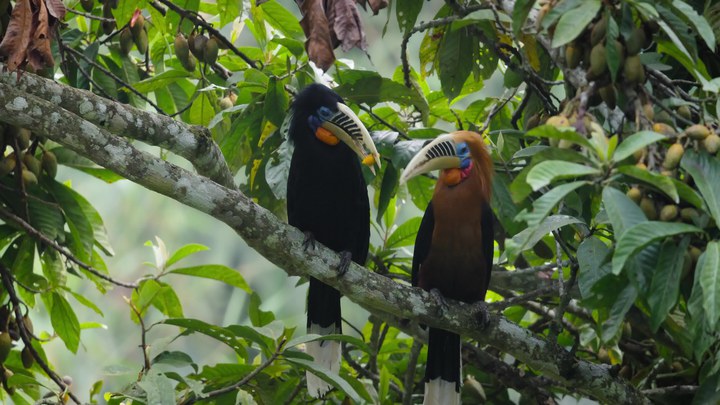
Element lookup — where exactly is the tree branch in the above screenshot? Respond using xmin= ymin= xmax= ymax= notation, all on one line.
xmin=0 ymin=67 xmax=235 ymax=189
xmin=0 ymin=81 xmax=649 ymax=404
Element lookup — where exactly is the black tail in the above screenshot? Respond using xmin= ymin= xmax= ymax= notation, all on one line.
xmin=425 ymin=327 xmax=461 ymax=390
xmin=307 ymin=277 xmax=341 ymax=331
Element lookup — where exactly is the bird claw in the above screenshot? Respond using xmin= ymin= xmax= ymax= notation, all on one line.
xmin=302 ymin=231 xmax=316 ymax=251
xmin=430 ymin=288 xmax=449 ymax=317
xmin=474 ymin=301 xmax=490 ymax=329
xmin=336 ymin=251 xmax=352 ymax=277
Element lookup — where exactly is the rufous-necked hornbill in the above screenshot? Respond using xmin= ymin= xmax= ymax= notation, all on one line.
xmin=286 ymin=83 xmax=380 ymax=397
xmin=400 ymin=131 xmax=494 ymax=405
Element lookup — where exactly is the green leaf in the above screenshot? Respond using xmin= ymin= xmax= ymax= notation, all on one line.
xmin=505 ymin=215 xmax=585 ymax=261
xmin=616 ymin=165 xmax=679 ymax=203
xmin=169 ymin=265 xmax=251 ymax=293
xmin=601 ymin=284 xmax=637 ymax=342
xmin=160 ymin=318 xmax=247 ymax=354
xmin=438 ymin=25 xmax=473 ymax=100
xmin=218 ymin=0 xmax=242 ymax=27
xmin=138 ymin=371 xmax=176 ymax=405
xmin=681 ymin=150 xmax=720 ymax=229
xmin=40 ymin=251 xmax=66 ymax=288
xmin=602 ymin=186 xmax=647 ymax=237
xmin=551 ymin=0 xmax=601 ymax=47
xmin=647 ymin=238 xmax=690 ymax=332
xmin=112 ymin=0 xmax=147 ymax=30
xmin=132 ymin=70 xmax=194 ymax=94
xmin=285 ymin=358 xmax=363 ymax=403
xmin=670 ymin=178 xmax=706 ymax=210
xmin=526 ymin=161 xmax=600 ymax=191
xmin=406 ymin=175 xmax=434 ymax=211
xmin=699 ymin=241 xmax=720 ymax=330
xmin=152 ymin=282 xmax=184 ymax=319
xmin=186 ymin=87 xmax=216 ymax=127
xmin=27 ymin=196 xmax=64 ymax=243
xmin=249 ymin=292 xmax=275 ymax=327
xmin=386 ymin=217 xmax=422 ymax=249
xmin=260 ymin=0 xmax=304 ymax=40
xmin=611 ymin=222 xmax=702 ymax=275
xmin=264 ymin=77 xmax=289 ymax=127
xmin=165 ymin=243 xmax=209 ymax=268
xmin=69 ymin=290 xmax=104 ymax=316
xmin=577 ymin=236 xmax=612 ymax=299
xmin=396 ymin=0 xmax=423 ymax=35
xmin=605 ymin=15 xmax=621 ymax=82
xmin=377 ymin=163 xmax=399 ymax=222
xmin=672 ymin=0 xmax=715 ymax=50
xmin=611 ymin=131 xmax=665 ymax=162
xmin=512 ymin=0 xmax=537 ymax=37
xmin=334 ymin=71 xmax=428 ymax=112
xmin=517 ymin=181 xmax=588 ymax=225
xmin=46 ymin=181 xmax=101 ymax=258
xmin=49 ymin=292 xmax=81 ymax=353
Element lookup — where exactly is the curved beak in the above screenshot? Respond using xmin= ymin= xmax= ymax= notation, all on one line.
xmin=321 ymin=103 xmax=381 ymax=175
xmin=400 ymin=134 xmax=461 ymax=183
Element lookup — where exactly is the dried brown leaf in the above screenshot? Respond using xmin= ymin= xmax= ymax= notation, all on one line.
xmin=28 ymin=0 xmax=54 ymax=69
xmin=298 ymin=0 xmax=335 ymax=71
xmin=332 ymin=0 xmax=366 ymax=51
xmin=44 ymin=0 xmax=66 ymax=21
xmin=0 ymin=0 xmax=33 ymax=71
xmin=367 ymin=0 xmax=387 ymax=15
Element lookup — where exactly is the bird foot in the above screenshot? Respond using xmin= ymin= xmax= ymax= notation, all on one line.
xmin=473 ymin=301 xmax=490 ymax=329
xmin=302 ymin=231 xmax=316 ymax=251
xmin=336 ymin=251 xmax=352 ymax=277
xmin=430 ymin=288 xmax=449 ymax=317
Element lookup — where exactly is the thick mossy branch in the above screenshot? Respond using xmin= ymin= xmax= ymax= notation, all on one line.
xmin=0 ymin=81 xmax=648 ymax=404
xmin=0 ymin=67 xmax=235 ymax=189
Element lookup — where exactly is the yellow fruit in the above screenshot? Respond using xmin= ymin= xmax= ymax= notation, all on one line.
xmin=633 ymin=147 xmax=646 ymax=162
xmin=625 ymin=28 xmax=646 ymax=56
xmin=130 ymin=13 xmax=145 ymax=40
xmin=642 ymin=103 xmax=654 ymax=121
xmin=598 ymin=85 xmax=617 ymax=109
xmin=589 ymin=44 xmax=607 ymax=78
xmin=640 ymin=197 xmax=657 ymax=220
xmin=22 ymin=153 xmax=40 ymax=176
xmin=203 ymin=38 xmax=219 ymax=64
xmin=653 ymin=122 xmax=677 ymax=137
xmin=119 ymin=28 xmax=133 ymax=55
xmin=546 ymin=115 xmax=570 ymax=127
xmin=591 ymin=16 xmax=608 ymax=46
xmin=684 ymin=124 xmax=710 ymax=140
xmin=663 ymin=143 xmax=684 ymax=169
xmin=42 ymin=151 xmax=57 ymax=178
xmin=677 ymin=105 xmax=692 ymax=121
xmin=623 ymin=55 xmax=645 ymax=84
xmin=627 ymin=187 xmax=642 ymax=203
xmin=228 ymin=92 xmax=238 ymax=104
xmin=635 ymin=162 xmax=647 ymax=170
xmin=219 ymin=97 xmax=233 ymax=110
xmin=134 ymin=28 xmax=148 ymax=55
xmin=703 ymin=133 xmax=720 ymax=154
xmin=681 ymin=207 xmax=699 ymax=222
xmin=21 ymin=169 xmax=37 ymax=187
xmin=660 ymin=169 xmax=674 ymax=177
xmin=565 ymin=43 xmax=582 ymax=69
xmin=655 ymin=110 xmax=673 ymax=125
xmin=174 ymin=34 xmax=190 ymax=61
xmin=689 ymin=246 xmax=702 ymax=264
xmin=0 ymin=333 xmax=10 ymax=364
xmin=0 ymin=156 xmax=16 ymax=177
xmin=558 ymin=139 xmax=574 ymax=149
xmin=191 ymin=34 xmax=208 ymax=60
xmin=659 ymin=204 xmax=679 ymax=221
xmin=21 ymin=346 xmax=33 ymax=369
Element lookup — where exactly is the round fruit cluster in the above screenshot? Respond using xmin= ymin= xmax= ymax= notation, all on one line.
xmin=0 ymin=125 xmax=57 ymax=187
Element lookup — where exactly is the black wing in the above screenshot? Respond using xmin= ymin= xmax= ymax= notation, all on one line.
xmin=411 ymin=201 xmax=434 ymax=287
xmin=480 ymin=201 xmax=494 ymax=294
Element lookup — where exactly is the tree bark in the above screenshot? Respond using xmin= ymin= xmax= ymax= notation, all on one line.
xmin=0 ymin=69 xmax=648 ymax=404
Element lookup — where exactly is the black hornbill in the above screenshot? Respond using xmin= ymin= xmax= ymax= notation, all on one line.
xmin=286 ymin=83 xmax=380 ymax=397
xmin=400 ymin=131 xmax=494 ymax=405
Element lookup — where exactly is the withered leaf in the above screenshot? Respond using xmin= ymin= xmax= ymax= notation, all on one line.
xmin=45 ymin=0 xmax=66 ymax=21
xmin=332 ymin=0 xmax=366 ymax=52
xmin=0 ymin=0 xmax=33 ymax=71
xmin=366 ymin=0 xmax=388 ymax=15
xmin=297 ymin=0 xmax=335 ymax=71
xmin=28 ymin=0 xmax=54 ymax=69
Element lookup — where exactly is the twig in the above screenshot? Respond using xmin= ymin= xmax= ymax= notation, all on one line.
xmin=61 ymin=45 xmax=168 ymax=116
xmin=400 ymin=16 xmax=461 ymax=87
xmin=152 ymin=0 xmax=259 ymax=69
xmin=0 ymin=207 xmax=139 ymax=289
xmin=489 ymin=285 xmax=556 ymax=310
xmin=66 ymin=8 xmax=115 ymax=22
xmin=125 ymin=298 xmax=151 ymax=374
xmin=646 ymin=92 xmax=694 ymax=127
xmin=402 ymin=340 xmax=422 ymax=405
xmin=0 ymin=264 xmax=82 ymax=405
xmin=642 ymin=385 xmax=698 ymax=396
xmin=476 ymin=87 xmax=519 ymax=134
xmin=63 ymin=49 xmax=115 ymax=100
xmin=358 ymin=104 xmax=409 ymax=139
xmin=181 ymin=338 xmax=288 ymax=405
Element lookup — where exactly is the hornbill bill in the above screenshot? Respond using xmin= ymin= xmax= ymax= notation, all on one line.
xmin=286 ymin=83 xmax=380 ymax=397
xmin=400 ymin=131 xmax=494 ymax=405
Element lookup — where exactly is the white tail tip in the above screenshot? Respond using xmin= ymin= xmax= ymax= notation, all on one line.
xmin=423 ymin=378 xmax=460 ymax=405
xmin=306 ymin=336 xmax=341 ymax=398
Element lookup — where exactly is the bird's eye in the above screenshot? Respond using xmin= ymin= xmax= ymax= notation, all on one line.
xmin=457 ymin=142 xmax=469 ymax=155
xmin=317 ymin=106 xmax=333 ymax=120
